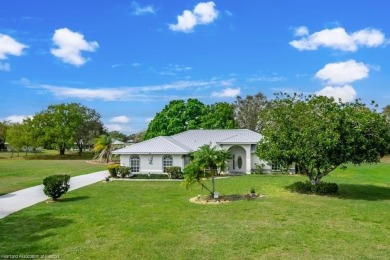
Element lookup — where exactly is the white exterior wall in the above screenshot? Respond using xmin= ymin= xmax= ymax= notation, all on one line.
xmin=119 ymin=154 xmax=184 ymax=173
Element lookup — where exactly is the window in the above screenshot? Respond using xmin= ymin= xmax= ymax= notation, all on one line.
xmin=163 ymin=154 xmax=173 ymax=173
xmin=232 ymin=154 xmax=235 ymax=170
xmin=130 ymin=155 xmax=140 ymax=172
xmin=237 ymin=156 xmax=243 ymax=169
xmin=271 ymin=162 xmax=281 ymax=172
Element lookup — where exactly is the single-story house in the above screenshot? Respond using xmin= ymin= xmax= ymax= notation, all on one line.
xmin=113 ymin=129 xmax=281 ymax=174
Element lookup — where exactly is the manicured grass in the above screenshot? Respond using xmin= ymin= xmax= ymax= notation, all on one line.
xmin=0 ymin=150 xmax=106 ymax=195
xmin=0 ymin=160 xmax=389 ymax=259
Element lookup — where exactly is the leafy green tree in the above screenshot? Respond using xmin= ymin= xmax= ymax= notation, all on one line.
xmin=257 ymin=93 xmax=390 ymax=185
xmin=234 ymin=92 xmax=268 ymax=132
xmin=6 ymin=123 xmax=30 ymax=157
xmin=0 ymin=121 xmax=8 ymax=150
xmin=200 ymin=102 xmax=238 ymax=129
xmin=109 ymin=131 xmax=128 ymax=142
xmin=74 ymin=106 xmax=105 ymax=155
xmin=145 ymin=99 xmax=206 ymax=139
xmin=182 ymin=144 xmax=231 ymax=196
xmin=383 ymin=105 xmax=390 ymax=121
xmin=32 ymin=103 xmax=103 ymax=155
xmin=93 ymin=134 xmax=113 ymax=163
xmin=128 ymin=130 xmax=146 ymax=143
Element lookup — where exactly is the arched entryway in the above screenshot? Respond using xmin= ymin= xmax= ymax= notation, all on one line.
xmin=228 ymin=146 xmax=246 ymax=173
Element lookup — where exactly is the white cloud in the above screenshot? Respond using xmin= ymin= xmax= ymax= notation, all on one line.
xmin=110 ymin=116 xmax=130 ymax=123
xmin=3 ymin=115 xmax=33 ymax=123
xmin=146 ymin=117 xmax=154 ymax=123
xmin=51 ymin=28 xmax=99 ymax=67
xmin=316 ymin=85 xmax=357 ymax=103
xmin=211 ymin=87 xmax=240 ymax=97
xmin=105 ymin=124 xmax=123 ymax=132
xmin=0 ymin=33 xmax=28 ymax=60
xmin=290 ymin=27 xmax=386 ymax=51
xmin=315 ymin=60 xmax=369 ymax=84
xmin=294 ymin=26 xmax=308 ymax=37
xmin=248 ymin=75 xmax=286 ymax=82
xmin=131 ymin=2 xmax=155 ymax=15
xmin=169 ymin=1 xmax=218 ymax=33
xmin=0 ymin=62 xmax=11 ymax=71
xmin=21 ymin=78 xmax=233 ymax=101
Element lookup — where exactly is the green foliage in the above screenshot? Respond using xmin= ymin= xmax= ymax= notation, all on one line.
xmin=257 ymin=93 xmax=390 ymax=184
xmin=117 ymin=166 xmax=130 ymax=178
xmin=0 ymin=121 xmax=8 ymax=148
xmin=200 ymin=102 xmax=238 ymax=129
xmin=108 ymin=131 xmax=128 ymax=142
xmin=131 ymin=173 xmax=168 ymax=179
xmin=182 ymin=144 xmax=231 ymax=195
xmin=93 ymin=134 xmax=112 ymax=163
xmin=145 ymin=99 xmax=238 ymax=140
xmin=30 ymin=103 xmax=104 ymax=156
xmin=234 ymin=92 xmax=268 ymax=131
xmin=107 ymin=164 xmax=120 ymax=177
xmin=6 ymin=122 xmax=31 ymax=156
xmin=145 ymin=99 xmax=206 ymax=139
xmin=252 ymin=163 xmax=266 ymax=174
xmin=42 ymin=174 xmax=71 ymax=200
xmin=165 ymin=166 xmax=183 ymax=179
xmin=287 ymin=181 xmax=339 ymax=195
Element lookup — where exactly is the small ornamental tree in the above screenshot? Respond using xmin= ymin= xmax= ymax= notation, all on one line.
xmin=182 ymin=144 xmax=231 ymax=196
xmin=43 ymin=175 xmax=71 ymax=201
xmin=257 ymin=93 xmax=390 ymax=185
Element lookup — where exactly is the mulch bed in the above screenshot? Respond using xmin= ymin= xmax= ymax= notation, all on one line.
xmin=189 ymin=194 xmax=266 ymax=204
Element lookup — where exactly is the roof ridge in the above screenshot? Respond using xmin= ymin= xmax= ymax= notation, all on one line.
xmin=161 ymin=136 xmax=191 ymax=152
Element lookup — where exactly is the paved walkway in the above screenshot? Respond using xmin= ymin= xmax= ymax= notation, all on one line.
xmin=0 ymin=170 xmax=109 ymax=219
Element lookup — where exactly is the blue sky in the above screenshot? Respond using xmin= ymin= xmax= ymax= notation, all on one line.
xmin=1 ymin=1 xmax=389 ymax=134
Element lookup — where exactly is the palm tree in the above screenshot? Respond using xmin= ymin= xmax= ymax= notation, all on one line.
xmin=93 ymin=134 xmax=112 ymax=163
xmin=183 ymin=144 xmax=231 ymax=197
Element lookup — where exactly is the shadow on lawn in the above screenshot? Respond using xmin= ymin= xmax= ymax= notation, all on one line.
xmin=59 ymin=196 xmax=89 ymax=202
xmin=0 ymin=213 xmax=73 ymax=254
xmin=338 ymin=184 xmax=390 ymax=201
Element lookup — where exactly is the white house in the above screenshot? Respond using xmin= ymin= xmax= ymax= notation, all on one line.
xmin=112 ymin=129 xmax=272 ymax=174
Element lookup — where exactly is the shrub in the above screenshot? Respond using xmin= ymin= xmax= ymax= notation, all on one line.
xmin=311 ymin=182 xmax=339 ymax=195
xmin=131 ymin=174 xmax=168 ymax=179
xmin=107 ymin=164 xmax=120 ymax=177
xmin=165 ymin=166 xmax=183 ymax=179
xmin=117 ymin=166 xmax=130 ymax=178
xmin=252 ymin=163 xmax=266 ymax=174
xmin=287 ymin=181 xmax=339 ymax=195
xmin=43 ymin=174 xmax=71 ymax=201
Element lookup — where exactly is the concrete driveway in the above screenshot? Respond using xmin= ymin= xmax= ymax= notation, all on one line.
xmin=0 ymin=170 xmax=109 ymax=219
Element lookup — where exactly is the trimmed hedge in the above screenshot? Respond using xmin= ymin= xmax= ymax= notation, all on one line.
xmin=107 ymin=164 xmax=120 ymax=177
xmin=287 ymin=181 xmax=339 ymax=195
xmin=43 ymin=174 xmax=71 ymax=200
xmin=118 ymin=166 xmax=130 ymax=178
xmin=165 ymin=166 xmax=183 ymax=179
xmin=131 ymin=174 xmax=168 ymax=179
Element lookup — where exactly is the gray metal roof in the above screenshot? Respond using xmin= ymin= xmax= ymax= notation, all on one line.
xmin=113 ymin=129 xmax=261 ymax=155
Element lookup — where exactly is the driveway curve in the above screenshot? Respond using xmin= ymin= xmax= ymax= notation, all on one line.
xmin=0 ymin=170 xmax=109 ymax=219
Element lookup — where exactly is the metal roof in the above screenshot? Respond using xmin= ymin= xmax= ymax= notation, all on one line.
xmin=113 ymin=129 xmax=262 ymax=155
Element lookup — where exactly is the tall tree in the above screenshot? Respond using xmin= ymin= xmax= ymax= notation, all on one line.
xmin=74 ymin=105 xmax=105 ymax=155
xmin=200 ymin=102 xmax=238 ymax=129
xmin=234 ymin=92 xmax=268 ymax=132
xmin=128 ymin=130 xmax=146 ymax=143
xmin=257 ymin=93 xmax=390 ymax=185
xmin=383 ymin=105 xmax=390 ymax=122
xmin=108 ymin=131 xmax=128 ymax=142
xmin=182 ymin=144 xmax=231 ymax=197
xmin=32 ymin=103 xmax=103 ymax=155
xmin=0 ymin=121 xmax=8 ymax=150
xmin=145 ymin=99 xmax=206 ymax=139
xmin=6 ymin=123 xmax=29 ymax=157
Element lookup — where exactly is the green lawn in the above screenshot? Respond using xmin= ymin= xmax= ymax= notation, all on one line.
xmin=0 ymin=161 xmax=389 ymax=259
xmin=0 ymin=150 xmax=107 ymax=195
